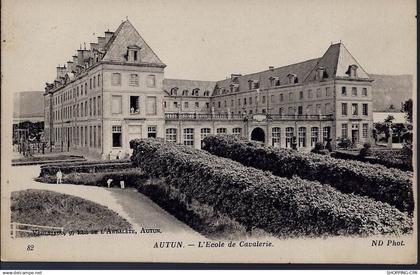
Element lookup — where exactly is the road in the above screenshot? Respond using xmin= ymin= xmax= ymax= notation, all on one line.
xmin=7 ymin=165 xmax=200 ymax=237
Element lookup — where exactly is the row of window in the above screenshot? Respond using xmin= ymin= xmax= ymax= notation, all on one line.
xmin=341 ymin=103 xmax=369 ymax=116
xmin=111 ymin=95 xmax=157 ymax=115
xmin=341 ymin=86 xmax=368 ymax=97
xmin=165 ymin=101 xmax=205 ymax=109
xmin=53 ymin=73 xmax=101 ymax=106
xmin=53 ymin=125 xmax=102 ymax=149
xmin=111 ymin=73 xmax=156 ymax=87
xmin=169 ymin=88 xmax=210 ymax=97
xmin=341 ymin=123 xmax=370 ymax=139
xmin=54 ymin=96 xmax=102 ymax=121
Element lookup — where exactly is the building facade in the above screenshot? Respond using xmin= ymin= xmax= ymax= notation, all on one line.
xmin=44 ymin=20 xmax=373 ymax=159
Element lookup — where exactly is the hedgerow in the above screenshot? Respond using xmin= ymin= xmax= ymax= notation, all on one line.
xmin=202 ymin=135 xmax=414 ymax=214
xmin=37 ymin=168 xmax=147 ymax=188
xmin=130 ymin=138 xmax=412 ymax=237
xmin=40 ymin=160 xmax=132 ymax=176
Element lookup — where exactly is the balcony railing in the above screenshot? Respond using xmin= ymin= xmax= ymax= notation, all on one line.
xmin=165 ymin=112 xmax=334 ymax=121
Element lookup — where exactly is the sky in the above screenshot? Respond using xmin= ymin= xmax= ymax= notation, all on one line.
xmin=1 ymin=0 xmax=416 ymax=93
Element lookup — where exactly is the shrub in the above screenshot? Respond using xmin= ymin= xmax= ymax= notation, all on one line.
xmin=130 ymin=138 xmax=412 ymax=237
xmin=337 ymin=137 xmax=353 ymax=149
xmin=311 ymin=142 xmax=329 ymax=155
xmin=40 ymin=160 xmax=132 ymax=177
xmin=359 ymin=143 xmax=372 ymax=158
xmin=202 ymin=135 xmax=413 ymax=214
xmin=37 ymin=168 xmax=147 ymax=188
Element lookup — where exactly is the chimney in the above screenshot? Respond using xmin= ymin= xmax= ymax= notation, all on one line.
xmin=90 ymin=43 xmax=99 ymax=51
xmin=97 ymin=37 xmax=106 ymax=49
xmin=56 ymin=65 xmax=67 ymax=79
xmin=104 ymin=30 xmax=113 ymax=44
xmin=77 ymin=49 xmax=85 ymax=66
xmin=67 ymin=61 xmax=74 ymax=73
xmin=269 ymin=66 xmax=274 ymax=71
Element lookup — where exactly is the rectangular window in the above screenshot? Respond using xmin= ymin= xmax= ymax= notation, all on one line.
xmin=147 ymin=126 xmax=157 ymax=138
xmin=342 ymin=103 xmax=348 ymax=116
xmin=311 ymin=127 xmax=319 ymax=147
xmin=128 ymin=125 xmax=142 ymax=148
xmin=362 ymin=103 xmax=368 ymax=116
xmin=341 ymin=124 xmax=348 ymax=138
xmin=98 ymin=74 xmax=101 ymax=86
xmin=323 ymin=126 xmax=331 ymax=141
xmin=298 ymin=127 xmax=306 ymax=147
xmin=112 ymin=96 xmax=122 ymax=114
xmin=166 ymin=128 xmax=177 ymax=143
xmin=279 ymin=108 xmax=282 ymax=115
xmin=238 ymin=99 xmax=241 ymax=106
xmin=89 ymin=98 xmax=92 ymax=116
xmin=362 ymin=88 xmax=367 ymax=96
xmin=184 ymin=101 xmax=189 ymax=109
xmin=299 ymin=91 xmax=303 ymax=100
xmin=98 ymin=96 xmax=101 ymax=115
xmin=98 ymin=126 xmax=102 ymax=147
xmin=200 ymin=128 xmax=211 ymax=148
xmin=244 ymin=98 xmax=247 ymax=105
xmin=130 ymin=74 xmax=139 ymax=86
xmin=298 ymin=106 xmax=303 ymax=115
xmin=352 ymin=103 xmax=358 ymax=115
xmin=147 ymin=75 xmax=156 ymax=88
xmin=341 ymin=86 xmax=347 ymax=96
xmin=325 ymin=103 xmax=331 ymax=115
xmin=272 ymin=127 xmax=281 ymax=147
xmin=280 ymin=94 xmax=284 ymax=102
xmin=183 ymin=128 xmax=194 ymax=147
xmin=146 ymin=96 xmax=157 ymax=115
xmin=362 ymin=123 xmax=369 ymax=138
xmin=326 ymin=87 xmax=331 ymax=97
xmin=288 ymin=92 xmax=293 ymax=101
xmin=262 ymin=96 xmax=266 ymax=104
xmin=352 ymin=87 xmax=357 ymax=96
xmin=249 ymin=97 xmax=253 ymax=105
xmin=232 ymin=128 xmax=242 ymax=137
xmin=216 ymin=128 xmax=227 ymax=135
xmin=89 ymin=78 xmax=92 ymax=90
xmin=230 ymin=100 xmax=234 ymax=107
xmin=285 ymin=127 xmax=294 ymax=148
xmin=205 ymin=102 xmax=209 ymax=108
xmin=316 ymin=88 xmax=321 ymax=98
xmin=93 ymin=76 xmax=96 ymax=89
xmin=93 ymin=126 xmax=97 ymax=148
xmin=112 ymin=125 xmax=122 ymax=147
xmin=93 ymin=97 xmax=96 ymax=116
xmin=112 ymin=73 xmax=121 ymax=86
xmin=307 ymin=89 xmax=312 ymax=98
xmin=133 ymin=51 xmax=138 ymax=61
xmin=129 ymin=96 xmax=140 ymax=114
xmin=316 ymin=104 xmax=321 ymax=115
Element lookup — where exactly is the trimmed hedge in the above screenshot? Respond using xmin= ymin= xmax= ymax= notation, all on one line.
xmin=202 ymin=135 xmax=414 ymax=214
xmin=130 ymin=138 xmax=412 ymax=237
xmin=37 ymin=168 xmax=147 ymax=188
xmin=40 ymin=160 xmax=132 ymax=176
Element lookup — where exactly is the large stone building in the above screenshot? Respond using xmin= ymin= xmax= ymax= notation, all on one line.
xmin=44 ymin=20 xmax=373 ymax=159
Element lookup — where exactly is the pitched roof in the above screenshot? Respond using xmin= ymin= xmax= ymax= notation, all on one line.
xmin=102 ymin=20 xmax=165 ymax=66
xmin=163 ymin=79 xmax=216 ymax=96
xmin=213 ymin=42 xmax=370 ymax=96
xmin=214 ymin=58 xmax=320 ymax=95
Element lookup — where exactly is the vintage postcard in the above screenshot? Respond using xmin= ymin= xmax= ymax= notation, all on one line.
xmin=1 ymin=0 xmax=417 ymax=264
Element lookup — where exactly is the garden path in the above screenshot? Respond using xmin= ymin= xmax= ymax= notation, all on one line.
xmin=7 ymin=165 xmax=200 ymax=236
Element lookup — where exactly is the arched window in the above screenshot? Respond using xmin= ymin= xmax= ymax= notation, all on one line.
xmin=272 ymin=127 xmax=281 ymax=147
xmin=298 ymin=127 xmax=306 ymax=148
xmin=311 ymin=127 xmax=319 ymax=147
xmin=285 ymin=127 xmax=294 ymax=148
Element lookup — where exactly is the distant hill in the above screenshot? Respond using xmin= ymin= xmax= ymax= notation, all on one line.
xmin=370 ymin=74 xmax=413 ymax=111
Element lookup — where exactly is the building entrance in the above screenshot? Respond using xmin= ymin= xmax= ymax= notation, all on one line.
xmin=251 ymin=127 xmax=265 ymax=143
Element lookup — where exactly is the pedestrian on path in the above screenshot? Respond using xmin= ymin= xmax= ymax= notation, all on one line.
xmin=56 ymin=169 xmax=63 ymax=184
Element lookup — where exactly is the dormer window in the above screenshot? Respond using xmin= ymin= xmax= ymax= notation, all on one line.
xmin=171 ymin=87 xmax=178 ymax=96
xmin=127 ymin=45 xmax=141 ymax=62
xmin=182 ymin=90 xmax=189 ymax=96
xmin=254 ymin=81 xmax=260 ymax=89
xmin=346 ymin=65 xmax=358 ymax=78
xmin=248 ymin=80 xmax=253 ymax=90
xmin=316 ymin=67 xmax=326 ymax=80
xmin=287 ymin=74 xmax=298 ymax=84
xmin=192 ymin=88 xmax=199 ymax=96
xmin=204 ymin=90 xmax=210 ymax=96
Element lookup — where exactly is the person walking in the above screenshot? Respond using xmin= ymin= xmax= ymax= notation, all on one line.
xmin=56 ymin=169 xmax=63 ymax=184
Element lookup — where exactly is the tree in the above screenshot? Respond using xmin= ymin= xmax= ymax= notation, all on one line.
xmin=401 ymin=99 xmax=413 ymax=123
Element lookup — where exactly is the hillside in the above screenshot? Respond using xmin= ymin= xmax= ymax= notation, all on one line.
xmin=370 ymin=74 xmax=413 ymax=111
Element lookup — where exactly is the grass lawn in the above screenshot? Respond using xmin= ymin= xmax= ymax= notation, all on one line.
xmin=11 ymin=189 xmax=132 ymax=236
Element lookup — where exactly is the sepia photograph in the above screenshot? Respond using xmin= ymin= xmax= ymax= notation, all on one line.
xmin=1 ymin=0 xmax=417 ymax=265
